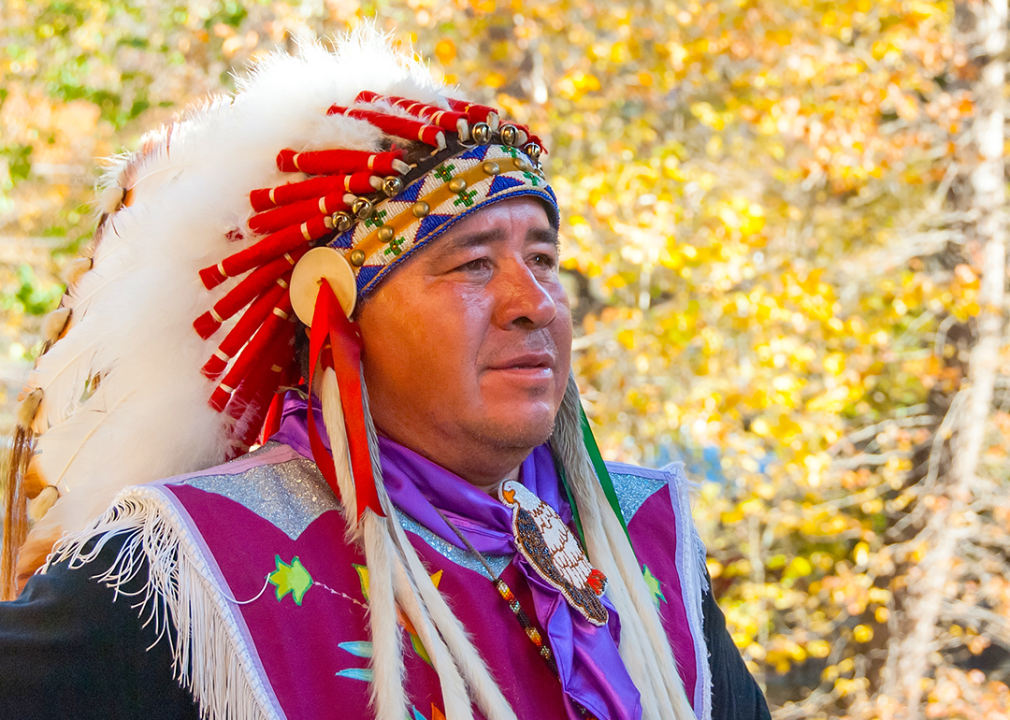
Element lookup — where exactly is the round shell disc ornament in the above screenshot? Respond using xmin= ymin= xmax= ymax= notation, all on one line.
xmin=290 ymin=246 xmax=358 ymax=323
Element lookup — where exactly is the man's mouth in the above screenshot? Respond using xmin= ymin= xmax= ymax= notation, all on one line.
xmin=489 ymin=353 xmax=554 ymax=371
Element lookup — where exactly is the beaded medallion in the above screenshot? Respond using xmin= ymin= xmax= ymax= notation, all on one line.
xmin=498 ymin=480 xmax=609 ymax=626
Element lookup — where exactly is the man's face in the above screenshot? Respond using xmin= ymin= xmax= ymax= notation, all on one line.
xmin=357 ymin=197 xmax=573 ymax=487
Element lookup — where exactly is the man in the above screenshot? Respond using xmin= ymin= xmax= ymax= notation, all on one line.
xmin=0 ymin=31 xmax=770 ymax=720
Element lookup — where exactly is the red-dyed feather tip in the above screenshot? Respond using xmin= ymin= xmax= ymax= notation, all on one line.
xmin=201 ymin=353 xmax=228 ymax=380
xmin=250 ymin=188 xmax=274 ymax=212
xmin=276 ymin=148 xmax=299 ymax=171
xmin=588 ymin=569 xmax=607 ymax=595
xmin=199 ymin=264 xmax=228 ymax=290
xmin=193 ymin=311 xmax=221 ymax=340
xmin=209 ymin=385 xmax=231 ymax=412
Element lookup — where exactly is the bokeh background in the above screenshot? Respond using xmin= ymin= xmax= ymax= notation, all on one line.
xmin=3 ymin=1 xmax=1009 ymax=717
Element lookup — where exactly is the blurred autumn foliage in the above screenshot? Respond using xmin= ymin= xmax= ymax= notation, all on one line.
xmin=3 ymin=0 xmax=1010 ymax=717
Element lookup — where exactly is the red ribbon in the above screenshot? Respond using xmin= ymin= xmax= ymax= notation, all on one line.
xmin=306 ymin=280 xmax=384 ymax=519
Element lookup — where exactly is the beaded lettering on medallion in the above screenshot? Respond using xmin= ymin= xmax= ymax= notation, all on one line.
xmin=499 ymin=480 xmax=609 ymax=626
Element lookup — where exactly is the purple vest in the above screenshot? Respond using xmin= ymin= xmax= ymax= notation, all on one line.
xmin=109 ymin=438 xmax=711 ymax=720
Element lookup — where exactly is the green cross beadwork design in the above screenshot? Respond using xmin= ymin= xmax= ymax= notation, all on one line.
xmin=363 ymin=209 xmax=388 ymax=230
xmin=383 ymin=236 xmax=407 ymax=258
xmin=521 ymin=171 xmax=540 ymax=187
xmin=454 ymin=189 xmax=479 ymax=208
xmin=433 ymin=163 xmax=456 ymax=182
xmin=501 ymin=146 xmax=521 ymax=159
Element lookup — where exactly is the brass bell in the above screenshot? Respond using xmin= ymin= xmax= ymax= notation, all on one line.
xmin=482 ymin=161 xmax=501 ymax=175
xmin=349 ymin=249 xmax=366 ymax=267
xmin=512 ymin=157 xmax=532 ymax=172
xmin=331 ymin=211 xmax=354 ymax=232
xmin=471 ymin=122 xmax=491 ymax=145
xmin=352 ymin=197 xmax=374 ymax=219
xmin=381 ymin=176 xmax=403 ymax=197
xmin=448 ymin=177 xmax=467 ymax=193
xmin=524 ymin=142 xmax=542 ymax=161
xmin=412 ymin=201 xmax=430 ymax=218
xmin=500 ymin=124 xmax=519 ymax=147
xmin=378 ymin=226 xmax=395 ymax=242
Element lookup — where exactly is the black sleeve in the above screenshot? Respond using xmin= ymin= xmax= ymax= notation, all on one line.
xmin=0 ymin=533 xmax=199 ymax=720
xmin=703 ymin=577 xmax=772 ymax=720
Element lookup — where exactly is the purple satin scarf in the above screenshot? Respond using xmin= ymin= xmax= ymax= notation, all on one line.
xmin=271 ymin=392 xmax=642 ymax=720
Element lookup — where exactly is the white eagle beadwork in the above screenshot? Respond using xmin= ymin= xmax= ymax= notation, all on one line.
xmin=499 ymin=480 xmax=609 ymax=626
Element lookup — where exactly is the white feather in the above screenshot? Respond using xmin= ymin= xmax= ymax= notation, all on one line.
xmin=25 ymin=28 xmax=450 ymax=553
xmin=321 ymin=367 xmax=358 ymax=532
xmin=29 ymin=332 xmax=99 ymax=429
xmin=362 ymin=511 xmax=408 ymax=720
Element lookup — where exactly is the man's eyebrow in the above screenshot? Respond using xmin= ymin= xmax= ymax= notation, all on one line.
xmin=528 ymin=226 xmax=560 ymax=249
xmin=438 ymin=228 xmax=507 ymax=253
xmin=433 ymin=225 xmax=560 ymax=255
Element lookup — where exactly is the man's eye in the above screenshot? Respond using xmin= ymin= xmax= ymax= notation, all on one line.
xmin=457 ymin=258 xmax=491 ymax=273
xmin=532 ymin=253 xmax=557 ymax=268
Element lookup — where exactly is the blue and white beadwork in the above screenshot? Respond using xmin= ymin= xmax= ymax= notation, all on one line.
xmin=327 ymin=144 xmax=558 ymax=297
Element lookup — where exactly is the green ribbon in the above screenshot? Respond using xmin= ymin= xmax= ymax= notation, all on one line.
xmin=553 ymin=452 xmax=587 ymax=547
xmin=578 ymin=405 xmax=633 ymax=545
xmin=552 ymin=406 xmax=635 ymax=551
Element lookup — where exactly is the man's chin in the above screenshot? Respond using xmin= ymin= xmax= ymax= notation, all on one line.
xmin=471 ymin=411 xmax=557 ymax=453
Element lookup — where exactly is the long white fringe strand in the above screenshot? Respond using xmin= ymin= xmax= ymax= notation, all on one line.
xmin=320 ymin=367 xmax=359 ymax=538
xmin=362 ymin=509 xmax=409 ymax=720
xmin=553 ymin=373 xmax=697 ymax=720
xmin=319 ymin=370 xmax=406 ymax=720
xmin=387 ymin=527 xmax=475 ymax=720
xmin=592 ymin=472 xmax=697 ymax=718
xmin=552 ymin=396 xmax=675 ymax=719
xmin=361 ymin=379 xmax=517 ymax=720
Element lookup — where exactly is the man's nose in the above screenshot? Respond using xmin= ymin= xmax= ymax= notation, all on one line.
xmin=493 ymin=260 xmax=557 ymax=329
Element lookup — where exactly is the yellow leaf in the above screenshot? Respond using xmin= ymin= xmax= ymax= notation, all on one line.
xmin=853 ymin=542 xmax=869 ymax=566
xmin=783 ymin=556 xmax=813 ymax=579
xmin=807 ymin=640 xmax=830 ymax=658
xmin=751 ymin=417 xmax=772 ymax=437
xmin=434 ymin=39 xmax=456 ymax=65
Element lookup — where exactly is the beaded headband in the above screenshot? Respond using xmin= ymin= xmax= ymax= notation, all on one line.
xmin=326 ymin=137 xmax=556 ymax=297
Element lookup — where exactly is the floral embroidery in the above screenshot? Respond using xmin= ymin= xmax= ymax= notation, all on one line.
xmin=268 ymin=555 xmax=313 ymax=605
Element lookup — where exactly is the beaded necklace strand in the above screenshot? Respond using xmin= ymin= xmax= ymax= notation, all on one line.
xmin=433 ymin=508 xmax=597 ymax=720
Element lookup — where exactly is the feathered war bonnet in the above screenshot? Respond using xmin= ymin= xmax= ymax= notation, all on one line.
xmin=3 ymin=29 xmax=696 ymax=720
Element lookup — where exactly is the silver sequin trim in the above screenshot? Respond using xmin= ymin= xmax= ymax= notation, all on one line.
xmin=184 ymin=446 xmax=339 ymax=540
xmin=398 ymin=512 xmax=512 ymax=579
xmin=610 ymin=472 xmax=667 ymax=523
